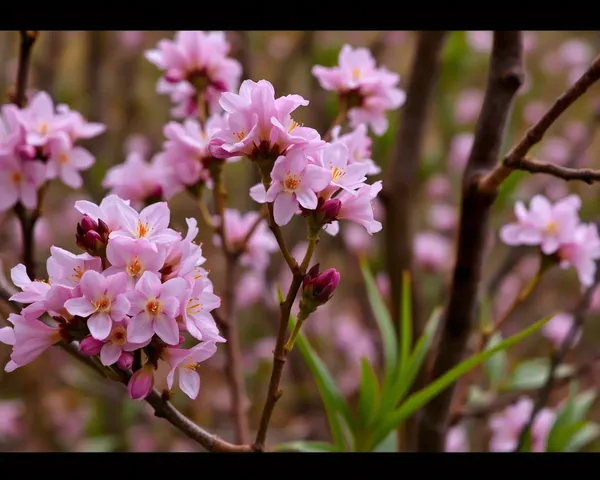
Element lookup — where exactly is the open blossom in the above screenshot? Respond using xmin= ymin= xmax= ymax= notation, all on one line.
xmin=542 ymin=312 xmax=582 ymax=349
xmin=312 ymin=44 xmax=406 ymax=135
xmin=314 ymin=142 xmax=369 ymax=195
xmin=47 ymin=246 xmax=102 ymax=289
xmin=64 ymin=271 xmax=131 ymax=340
xmin=251 ymin=150 xmax=332 ymax=226
xmin=9 ymin=264 xmax=50 ymax=304
xmin=0 ymin=153 xmax=46 ymax=211
xmin=45 ymin=131 xmax=94 ymax=189
xmin=209 ymin=79 xmax=323 ymax=160
xmin=414 ymin=232 xmax=453 ymax=271
xmin=74 ymin=194 xmax=132 ymax=232
xmin=500 ymin=194 xmax=581 ymax=254
xmin=79 ymin=320 xmax=149 ymax=367
xmin=213 ymin=209 xmax=277 ymax=272
xmin=103 ymin=151 xmax=164 ymax=208
xmin=557 ymin=222 xmax=600 ymax=287
xmin=163 ymin=341 xmax=218 ymax=399
xmin=489 ymin=397 xmax=555 ymax=452
xmin=145 ymin=31 xmax=241 ymax=118
xmin=324 ymin=180 xmax=383 ymax=236
xmin=179 ymin=276 xmax=224 ymax=342
xmin=109 ymin=201 xmax=180 ymax=245
xmin=330 ymin=124 xmax=380 ymax=175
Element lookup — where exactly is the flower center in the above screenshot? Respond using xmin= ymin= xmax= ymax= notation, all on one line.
xmin=10 ymin=171 xmax=21 ymax=184
xmin=284 ymin=174 xmax=301 ymax=192
xmin=192 ymin=267 xmax=204 ymax=281
xmin=72 ymin=266 xmax=84 ymax=283
xmin=145 ymin=298 xmax=162 ymax=316
xmin=136 ymin=219 xmax=150 ymax=238
xmin=546 ymin=220 xmax=559 ymax=235
xmin=126 ymin=256 xmax=143 ymax=277
xmin=39 ymin=122 xmax=49 ymax=135
xmin=332 ymin=166 xmax=346 ymax=182
xmin=58 ymin=152 xmax=70 ymax=165
xmin=287 ymin=119 xmax=299 ymax=134
xmin=233 ymin=129 xmax=246 ymax=141
xmin=109 ymin=325 xmax=127 ymax=346
xmin=183 ymin=355 xmax=199 ymax=373
xmin=186 ymin=297 xmax=203 ymax=315
xmin=92 ymin=295 xmax=111 ymax=313
xmin=352 ymin=68 xmax=362 ymax=81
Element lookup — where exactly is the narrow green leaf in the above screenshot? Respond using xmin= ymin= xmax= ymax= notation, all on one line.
xmin=565 ymin=422 xmax=600 ymax=452
xmin=373 ymin=430 xmax=398 ymax=452
xmin=518 ymin=429 xmax=533 ymax=452
xmin=400 ymin=270 xmax=412 ymax=374
xmin=371 ymin=315 xmax=550 ymax=447
xmin=289 ymin=315 xmax=354 ymax=450
xmin=382 ymin=307 xmax=443 ymax=413
xmin=357 ymin=358 xmax=381 ymax=430
xmin=547 ymin=420 xmax=588 ymax=452
xmin=359 ymin=256 xmax=397 ymax=387
xmin=569 ymin=390 xmax=597 ymax=424
xmin=483 ymin=333 xmax=508 ymax=389
xmin=273 ymin=441 xmax=339 ymax=452
xmin=505 ymin=358 xmax=575 ymax=390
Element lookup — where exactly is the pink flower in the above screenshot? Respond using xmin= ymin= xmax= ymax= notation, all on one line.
xmin=102 ymin=152 xmax=164 ymax=207
xmin=425 ymin=174 xmax=451 ymax=200
xmin=558 ymin=39 xmax=593 ymax=69
xmin=179 ymin=276 xmax=224 ymax=342
xmin=213 ymin=209 xmax=277 ymax=272
xmin=414 ymin=232 xmax=452 ymax=271
xmin=145 ymin=31 xmax=242 ymax=117
xmin=118 ymin=31 xmax=144 ymax=50
xmin=0 ymin=154 xmax=46 ymax=211
xmin=489 ymin=397 xmax=555 ymax=452
xmin=331 ymin=124 xmax=380 ymax=175
xmin=79 ymin=320 xmax=149 ymax=367
xmin=163 ymin=341 xmax=217 ymax=399
xmin=109 ymin=201 xmax=180 ymax=245
xmin=127 ymin=364 xmax=155 ymax=400
xmin=542 ymin=312 xmax=582 ymax=349
xmin=16 ymin=91 xmax=66 ymax=146
xmin=64 ymin=271 xmax=131 ymax=340
xmin=539 ymin=136 xmax=570 ymax=166
xmin=74 ymin=194 xmax=131 ymax=233
xmin=446 ymin=425 xmax=469 ymax=452
xmin=47 ymin=246 xmax=102 ymax=289
xmin=104 ymin=237 xmax=167 ymax=286
xmin=9 ymin=264 xmax=51 ymax=304
xmin=126 ymin=271 xmax=186 ymax=345
xmin=448 ymin=132 xmax=474 ymax=170
xmin=209 ymin=79 xmax=322 ymax=159
xmin=124 ymin=134 xmax=151 ymax=157
xmin=325 ymin=180 xmax=383 ymax=235
xmin=1 ymin=313 xmax=62 ymax=372
xmin=454 ymin=89 xmax=483 ymax=125
xmin=312 ymin=44 xmax=405 ymax=135
xmin=500 ymin=194 xmax=581 ymax=255
xmin=557 ymin=223 xmax=600 ymax=287
xmin=235 ymin=271 xmax=266 ymax=308
xmin=314 ymin=142 xmax=369 ymax=195
xmin=258 ymin=150 xmax=331 ymax=226
xmin=45 ymin=132 xmax=94 ymax=189
xmin=428 ymin=204 xmax=458 ymax=232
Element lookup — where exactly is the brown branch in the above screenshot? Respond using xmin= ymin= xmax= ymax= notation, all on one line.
xmin=479 ymin=54 xmax=600 ymax=195
xmin=384 ymin=30 xmax=447 ymax=451
xmin=514 ymin=260 xmax=600 ymax=451
xmin=416 ymin=31 xmax=525 ymax=452
xmin=11 ymin=31 xmax=37 ymax=107
xmin=506 ymin=155 xmax=600 ymax=184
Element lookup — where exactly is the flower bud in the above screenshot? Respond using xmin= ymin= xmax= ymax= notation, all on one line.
xmin=17 ymin=144 xmax=37 ymax=160
xmin=127 ymin=364 xmax=155 ymax=400
xmin=80 ymin=215 xmax=98 ymax=233
xmin=321 ymin=199 xmax=341 ymax=223
xmin=97 ymin=219 xmax=110 ymax=239
xmin=76 ymin=215 xmax=109 ymax=256
xmin=300 ymin=264 xmax=340 ymax=313
xmin=79 ymin=335 xmax=104 ymax=356
xmin=117 ymin=351 xmax=134 ymax=370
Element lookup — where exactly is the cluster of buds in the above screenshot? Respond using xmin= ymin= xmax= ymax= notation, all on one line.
xmin=75 ymin=214 xmax=109 ymax=257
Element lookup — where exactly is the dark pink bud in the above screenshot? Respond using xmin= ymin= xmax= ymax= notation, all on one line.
xmin=303 ymin=263 xmax=320 ymax=288
xmin=117 ymin=352 xmax=134 ymax=370
xmin=165 ymin=68 xmax=184 ymax=83
xmin=321 ymin=199 xmax=341 ymax=223
xmin=79 ymin=335 xmax=104 ymax=356
xmin=80 ymin=215 xmax=98 ymax=233
xmin=312 ymin=268 xmax=340 ymax=303
xmin=17 ymin=144 xmax=36 ymax=160
xmin=97 ymin=218 xmax=110 ymax=239
xmin=83 ymin=230 xmax=102 ymax=249
xmin=128 ymin=364 xmax=155 ymax=400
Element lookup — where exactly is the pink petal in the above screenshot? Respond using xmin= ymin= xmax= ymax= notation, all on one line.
xmin=295 ymin=188 xmax=318 ymax=210
xmin=154 ymin=313 xmax=180 ymax=345
xmin=178 ymin=370 xmax=200 ymax=399
xmin=100 ymin=342 xmax=122 ymax=366
xmin=273 ymin=193 xmax=297 ymax=226
xmin=190 ymin=341 xmax=218 ymax=363
xmin=60 ymin=166 xmax=83 ymax=189
xmin=106 ymin=272 xmax=128 ymax=299
xmin=70 ymin=147 xmax=95 ymax=169
xmin=136 ymin=271 xmax=162 ymax=298
xmin=80 ymin=270 xmax=107 ymax=299
xmin=64 ymin=297 xmax=96 ymax=317
xmin=88 ymin=312 xmax=112 ymax=340
xmin=0 ymin=326 xmax=15 ymax=346
xmin=161 ymin=277 xmax=187 ymax=299
xmin=304 ymin=164 xmax=333 ymax=192
xmin=10 ymin=264 xmax=31 ymax=289
xmin=127 ymin=312 xmax=154 ymax=344
xmin=111 ymin=295 xmax=131 ymax=322
xmin=249 ymin=183 xmax=267 ymax=203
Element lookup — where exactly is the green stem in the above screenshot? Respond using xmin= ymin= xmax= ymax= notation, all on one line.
xmin=283 ymin=310 xmax=311 ymax=353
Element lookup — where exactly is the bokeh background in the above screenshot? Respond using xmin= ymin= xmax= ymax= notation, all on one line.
xmin=2 ymin=30 xmax=600 ymax=452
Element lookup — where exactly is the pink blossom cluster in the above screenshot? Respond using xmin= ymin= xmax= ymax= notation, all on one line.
xmin=145 ymin=31 xmax=242 ymax=119
xmin=0 ymin=195 xmax=223 ymax=401
xmin=312 ymin=44 xmax=406 ymax=135
xmin=0 ymin=92 xmax=105 ymax=212
xmin=500 ymin=194 xmax=600 ymax=287
xmin=489 ymin=397 xmax=555 ymax=452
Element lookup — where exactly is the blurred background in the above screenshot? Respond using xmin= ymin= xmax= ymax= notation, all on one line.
xmin=2 ymin=30 xmax=600 ymax=452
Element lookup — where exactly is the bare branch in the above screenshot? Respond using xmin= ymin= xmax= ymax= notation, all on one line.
xmin=506 ymin=155 xmax=600 ymax=184
xmin=417 ymin=31 xmax=524 ymax=452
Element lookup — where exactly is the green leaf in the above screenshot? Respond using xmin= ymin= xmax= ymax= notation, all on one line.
xmin=547 ymin=420 xmax=588 ymax=452
xmin=495 ymin=170 xmax=527 ymax=211
xmin=371 ymin=315 xmax=550 ymax=448
xmin=373 ymin=430 xmax=398 ymax=452
xmin=505 ymin=358 xmax=575 ymax=390
xmin=273 ymin=441 xmax=338 ymax=452
xmin=290 ymin=315 xmax=354 ymax=450
xmin=382 ymin=307 xmax=443 ymax=413
xmin=518 ymin=429 xmax=533 ymax=452
xmin=569 ymin=389 xmax=597 ymax=423
xmin=359 ymin=256 xmax=397 ymax=387
xmin=483 ymin=333 xmax=508 ymax=389
xmin=565 ymin=422 xmax=600 ymax=452
xmin=545 ymin=389 xmax=596 ymax=452
xmin=357 ymin=358 xmax=381 ymax=430
xmin=399 ymin=271 xmax=412 ymax=374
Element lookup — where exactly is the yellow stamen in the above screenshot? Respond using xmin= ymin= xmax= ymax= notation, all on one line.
xmin=146 ymin=299 xmax=162 ymax=316
xmin=72 ymin=266 xmax=84 ymax=282
xmin=332 ymin=167 xmax=345 ymax=181
xmin=136 ymin=219 xmax=150 ymax=238
xmin=187 ymin=298 xmax=204 ymax=315
xmin=39 ymin=122 xmax=49 ymax=135
xmin=58 ymin=152 xmax=70 ymax=165
xmin=546 ymin=220 xmax=558 ymax=235
xmin=126 ymin=257 xmax=142 ymax=277
xmin=92 ymin=296 xmax=111 ymax=312
xmin=352 ymin=68 xmax=362 ymax=81
xmin=284 ymin=174 xmax=301 ymax=191
xmin=10 ymin=171 xmax=21 ymax=184
xmin=233 ymin=129 xmax=246 ymax=141
xmin=287 ymin=119 xmax=299 ymax=134
xmin=109 ymin=325 xmax=127 ymax=346
xmin=183 ymin=355 xmax=199 ymax=373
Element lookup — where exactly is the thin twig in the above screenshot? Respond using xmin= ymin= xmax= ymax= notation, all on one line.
xmin=417 ymin=31 xmax=525 ymax=452
xmin=504 ymin=155 xmax=600 ymax=185
xmin=479 ymin=54 xmax=600 ymax=195
xmin=11 ymin=31 xmax=37 ymax=107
